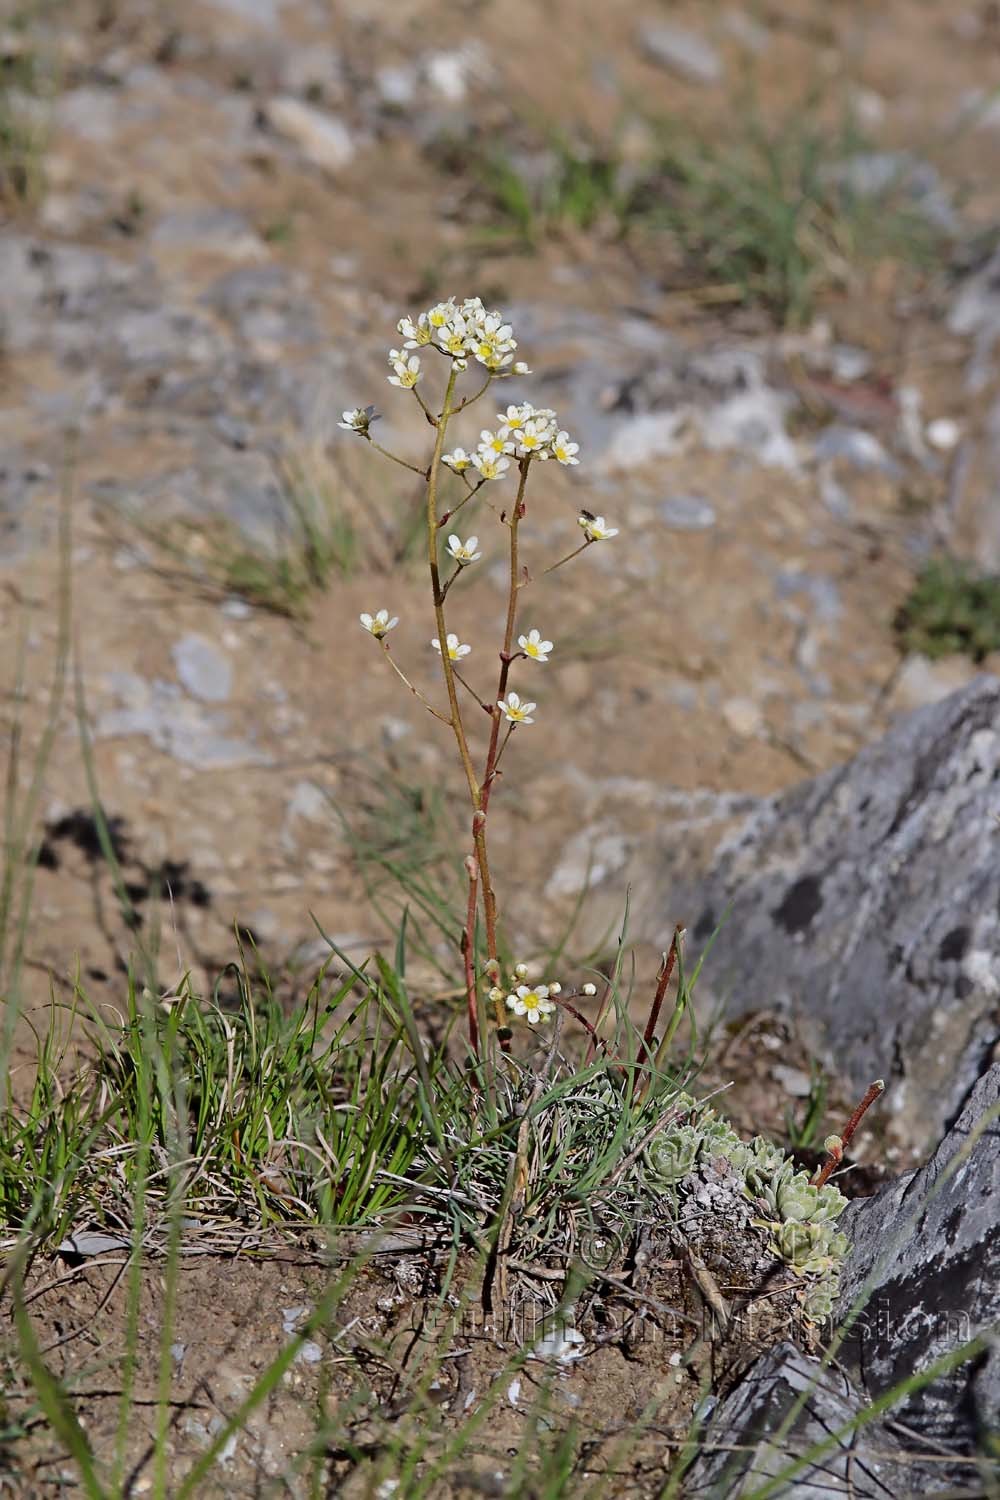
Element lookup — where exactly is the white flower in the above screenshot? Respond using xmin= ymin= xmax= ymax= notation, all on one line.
xmin=513 ymin=962 xmax=529 ymax=980
xmin=438 ymin=317 xmax=471 ymax=359
xmin=360 ymin=609 xmax=398 ymax=639
xmin=506 ymin=985 xmax=555 ymax=1025
xmin=479 ymin=428 xmax=515 ymax=457
xmin=443 ymin=448 xmax=471 ymax=472
xmin=426 ymin=299 xmax=457 ymax=329
xmin=548 ymin=981 xmax=562 ymax=995
xmin=397 ymin=313 xmax=433 ymax=347
xmin=447 ymin=534 xmax=481 ymax=565
xmin=512 ymin=361 xmax=532 ymax=376
xmin=518 ymin=628 xmax=552 ymax=662
xmin=581 ymin=982 xmax=597 ymax=996
xmin=578 ymin=512 xmax=618 ymax=541
xmin=338 ymin=405 xmax=378 ymax=435
xmin=471 ymin=451 xmax=511 ymax=481
xmin=497 ymin=403 xmax=559 ymax=458
xmin=387 ymin=349 xmax=421 ymax=388
xmin=498 ymin=691 xmax=535 ymax=724
xmin=553 ymin=430 xmax=579 ymax=466
xmin=514 ymin=418 xmax=549 ymax=456
xmin=432 ymin=633 xmax=471 ymax=661
xmin=487 ymin=985 xmax=505 ymax=1003
xmin=498 ymin=404 xmax=529 ymax=433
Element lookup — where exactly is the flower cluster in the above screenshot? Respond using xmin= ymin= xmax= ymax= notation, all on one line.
xmin=396 ymin=296 xmax=530 ymax=375
xmin=442 ymin=403 xmax=580 ymax=480
xmin=488 ymin=963 xmax=562 ymax=1026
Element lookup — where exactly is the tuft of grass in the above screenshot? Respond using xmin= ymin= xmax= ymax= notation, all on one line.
xmin=451 ymin=97 xmax=947 ymax=325
xmin=467 ymin=134 xmax=629 ymax=247
xmin=784 ymin=1061 xmax=829 ymax=1151
xmin=333 ymin=761 xmax=470 ymax=984
xmin=217 ymin=448 xmax=362 ymax=615
xmin=633 ymin=101 xmax=944 ymax=325
xmin=101 ymin=447 xmax=368 ymax=619
xmin=0 ymin=954 xmax=478 ymax=1248
xmin=0 ymin=7 xmax=57 ymax=209
xmin=895 ymin=555 xmax=1000 ymax=664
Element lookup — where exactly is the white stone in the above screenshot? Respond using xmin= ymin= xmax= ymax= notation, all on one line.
xmin=637 ymin=21 xmax=723 ymax=84
xmin=265 ymin=97 xmax=355 ymax=172
xmin=722 ymin=697 xmax=764 ymax=738
xmin=926 ymin=417 xmax=961 ymax=451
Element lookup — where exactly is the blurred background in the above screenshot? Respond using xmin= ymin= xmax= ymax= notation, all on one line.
xmin=2 ymin=0 xmax=999 ymax=1095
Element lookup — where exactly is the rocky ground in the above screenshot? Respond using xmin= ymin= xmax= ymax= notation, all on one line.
xmin=2 ymin=0 xmax=1000 ymax=1491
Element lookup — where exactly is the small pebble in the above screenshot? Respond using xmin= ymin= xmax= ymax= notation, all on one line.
xmin=926 ymin=417 xmax=961 ymax=451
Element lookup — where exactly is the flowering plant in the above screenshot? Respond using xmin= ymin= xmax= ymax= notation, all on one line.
xmin=343 ymin=296 xmax=620 ymax=1057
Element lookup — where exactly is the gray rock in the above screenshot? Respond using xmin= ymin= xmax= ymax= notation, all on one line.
xmin=774 ymin=571 xmax=841 ymax=624
xmin=277 ymin=43 xmax=343 ymax=100
xmin=200 ymin=264 xmax=322 ymax=349
xmin=721 ymin=9 xmax=770 ymax=55
xmin=98 ymin=672 xmax=269 ymax=770
xmin=683 ymin=1342 xmax=910 ymax=1497
xmin=0 ymin=453 xmax=54 ymax=559
xmin=54 ymin=87 xmax=121 ymax=143
xmin=616 ymin=678 xmax=1000 ymax=1151
xmin=812 ymin=424 xmax=900 ymax=475
xmin=659 ymin=494 xmax=717 ymax=531
xmin=263 ymin=96 xmax=355 ymax=172
xmin=824 ymin=151 xmax=959 ymax=233
xmin=950 ymin=243 xmax=1000 ymax=394
xmin=700 ymin=384 xmax=798 ymax=470
xmin=837 ymin=1063 xmax=1000 ymax=1473
xmin=636 ymin=21 xmax=723 ymax=84
xmin=150 ymin=208 xmax=264 ymax=260
xmin=206 ymin=0 xmax=283 ymax=22
xmin=91 ymin=446 xmax=287 ymax=554
xmin=376 ymin=65 xmax=418 ymax=108
xmin=423 ymin=47 xmax=482 ymax=103
xmin=599 ymin=410 xmax=689 ymax=471
xmin=172 ymin=634 xmax=233 ymax=703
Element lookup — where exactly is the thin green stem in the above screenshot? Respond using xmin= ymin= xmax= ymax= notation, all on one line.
xmin=473 ymin=458 xmax=531 ymax=1035
xmin=437 ymin=477 xmax=488 ymax=530
xmin=454 ymin=373 xmax=493 ymax=411
xmin=543 ymin=537 xmax=592 ymax=575
xmin=452 ymin=668 xmax=490 ymax=712
xmin=426 ymin=369 xmax=481 ymax=810
xmin=369 ymin=440 xmax=428 ymax=479
xmin=412 ymin=385 xmax=438 ymax=425
xmin=379 ymin=641 xmax=450 ymax=724
xmin=490 ymin=721 xmax=516 ymax=777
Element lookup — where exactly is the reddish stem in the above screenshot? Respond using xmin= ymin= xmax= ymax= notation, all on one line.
xmin=629 ymin=925 xmax=684 ymax=1104
xmin=462 ymin=854 xmax=480 ymax=1058
xmin=810 ymin=1079 xmax=885 ymax=1188
xmin=642 ymin=926 xmax=683 ymax=1057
